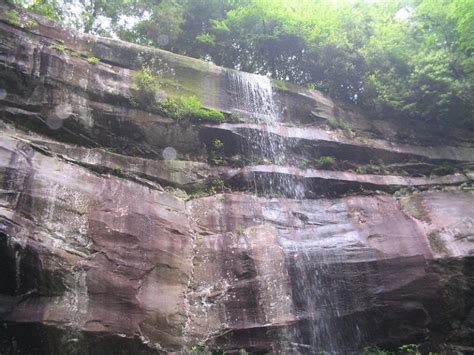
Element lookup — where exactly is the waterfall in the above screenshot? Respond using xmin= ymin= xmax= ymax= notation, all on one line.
xmin=225 ymin=70 xmax=350 ymax=353
xmin=225 ymin=70 xmax=305 ymax=198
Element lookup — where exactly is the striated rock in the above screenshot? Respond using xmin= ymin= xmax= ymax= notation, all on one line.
xmin=0 ymin=4 xmax=473 ymax=354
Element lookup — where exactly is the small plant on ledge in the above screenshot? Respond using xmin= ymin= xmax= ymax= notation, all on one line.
xmin=5 ymin=10 xmax=20 ymax=27
xmin=87 ymin=56 xmax=100 ymax=65
xmin=133 ymin=66 xmax=161 ymax=96
xmin=316 ymin=156 xmax=336 ymax=168
xmin=154 ymin=96 xmax=225 ymax=123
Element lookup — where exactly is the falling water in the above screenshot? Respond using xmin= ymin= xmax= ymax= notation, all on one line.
xmin=226 ymin=70 xmax=305 ymax=198
xmin=225 ymin=70 xmax=350 ymax=353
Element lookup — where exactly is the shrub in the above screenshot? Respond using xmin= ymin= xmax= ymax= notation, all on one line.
xmin=133 ymin=66 xmax=160 ymax=94
xmin=155 ymin=96 xmax=225 ymax=123
xmin=327 ymin=117 xmax=339 ymax=129
xmin=193 ymin=108 xmax=225 ymax=122
xmin=5 ymin=10 xmax=20 ymax=27
xmin=112 ymin=167 xmax=123 ymax=176
xmin=24 ymin=19 xmax=37 ymax=30
xmin=87 ymin=56 xmax=100 ymax=65
xmin=180 ymin=95 xmax=202 ymax=115
xmin=212 ymin=138 xmax=224 ymax=150
xmin=316 ymin=156 xmax=336 ymax=168
xmin=50 ymin=43 xmax=66 ymax=53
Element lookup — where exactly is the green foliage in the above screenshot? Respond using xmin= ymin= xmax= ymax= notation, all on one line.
xmin=190 ymin=342 xmax=206 ymax=353
xmin=209 ymin=178 xmax=225 ymax=193
xmin=87 ymin=56 xmax=100 ymax=65
xmin=133 ymin=66 xmax=161 ymax=95
xmin=49 ymin=43 xmax=81 ymax=57
xmin=154 ymin=96 xmax=225 ymax=123
xmin=209 ymin=137 xmax=226 ymax=165
xmin=14 ymin=0 xmax=474 ymax=127
xmin=27 ymin=0 xmax=62 ymax=21
xmin=5 ymin=10 xmax=20 ymax=27
xmin=50 ymin=43 xmax=66 ymax=53
xmin=362 ymin=347 xmax=394 ymax=355
xmin=272 ymin=79 xmax=289 ymax=91
xmin=212 ymin=138 xmax=224 ymax=150
xmin=432 ymin=163 xmax=456 ymax=175
xmin=128 ymin=96 xmax=140 ymax=108
xmin=356 ymin=164 xmax=384 ymax=175
xmin=24 ymin=19 xmax=37 ymax=30
xmin=236 ymin=225 xmax=246 ymax=235
xmin=398 ymin=343 xmax=420 ymax=354
xmin=326 ymin=117 xmax=352 ymax=132
xmin=133 ymin=69 xmax=225 ymax=123
xmin=316 ymin=156 xmax=336 ymax=169
xmin=327 ymin=117 xmax=340 ymax=129
xmin=112 ymin=166 xmax=123 ymax=176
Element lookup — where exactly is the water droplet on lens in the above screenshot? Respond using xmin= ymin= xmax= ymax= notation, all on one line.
xmin=46 ymin=116 xmax=63 ymax=130
xmin=0 ymin=88 xmax=6 ymax=100
xmin=54 ymin=103 xmax=73 ymax=120
xmin=162 ymin=147 xmax=177 ymax=160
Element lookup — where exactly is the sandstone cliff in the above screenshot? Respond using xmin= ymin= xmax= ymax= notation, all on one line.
xmin=0 ymin=5 xmax=473 ymax=354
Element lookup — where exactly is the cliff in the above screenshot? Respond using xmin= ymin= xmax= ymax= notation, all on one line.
xmin=0 ymin=5 xmax=473 ymax=354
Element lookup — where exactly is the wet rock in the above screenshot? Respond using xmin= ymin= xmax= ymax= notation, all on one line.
xmin=0 ymin=5 xmax=473 ymax=354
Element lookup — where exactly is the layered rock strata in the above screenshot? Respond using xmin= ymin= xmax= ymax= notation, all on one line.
xmin=0 ymin=5 xmax=473 ymax=354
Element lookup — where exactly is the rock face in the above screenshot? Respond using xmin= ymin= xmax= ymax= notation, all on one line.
xmin=0 ymin=5 xmax=473 ymax=354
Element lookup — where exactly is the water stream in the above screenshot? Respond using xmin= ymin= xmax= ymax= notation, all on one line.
xmin=225 ymin=70 xmax=346 ymax=353
xmin=225 ymin=70 xmax=305 ymax=198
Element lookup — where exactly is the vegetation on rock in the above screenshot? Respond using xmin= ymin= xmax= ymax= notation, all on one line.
xmin=316 ymin=156 xmax=337 ymax=169
xmin=10 ymin=0 xmax=474 ymax=127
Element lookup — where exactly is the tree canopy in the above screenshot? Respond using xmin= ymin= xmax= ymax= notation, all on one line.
xmin=13 ymin=0 xmax=474 ymax=126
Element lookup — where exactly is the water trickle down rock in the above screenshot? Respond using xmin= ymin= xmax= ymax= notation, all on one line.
xmin=0 ymin=5 xmax=473 ymax=354
xmin=225 ymin=70 xmax=305 ymax=199
xmin=225 ymin=70 xmax=356 ymax=353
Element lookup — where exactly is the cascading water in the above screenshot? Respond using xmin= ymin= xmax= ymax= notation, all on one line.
xmin=225 ymin=70 xmax=305 ymax=198
xmin=225 ymin=70 xmax=350 ymax=353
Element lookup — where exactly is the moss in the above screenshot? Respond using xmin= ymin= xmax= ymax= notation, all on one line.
xmin=87 ymin=56 xmax=100 ymax=65
xmin=5 ymin=10 xmax=20 ymax=27
xmin=154 ymin=96 xmax=225 ymax=123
